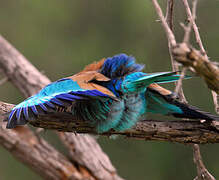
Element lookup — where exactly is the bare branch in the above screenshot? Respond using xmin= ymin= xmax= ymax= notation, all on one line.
xmin=1 ymin=101 xmax=219 ymax=144
xmin=182 ymin=0 xmax=198 ymax=43
xmin=0 ymin=35 xmax=122 ymax=180
xmin=182 ymin=0 xmax=207 ymax=57
xmin=163 ymin=1 xmax=216 ymax=179
xmin=165 ymin=0 xmax=186 ymax=102
xmin=193 ymin=144 xmax=216 ymax=180
xmin=182 ymin=0 xmax=219 ymax=119
xmin=165 ymin=0 xmax=174 ymax=30
xmin=165 ymin=0 xmax=177 ymax=71
xmin=173 ymin=67 xmax=188 ymax=103
xmin=152 ymin=0 xmax=176 ymax=47
xmin=0 ymin=102 xmax=89 ymax=180
xmin=58 ymin=133 xmax=123 ymax=180
xmin=152 ymin=0 xmax=219 ymax=93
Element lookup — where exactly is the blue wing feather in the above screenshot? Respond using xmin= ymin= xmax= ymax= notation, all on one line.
xmin=44 ymin=101 xmax=55 ymax=108
xmin=23 ymin=106 xmax=29 ymax=119
xmin=56 ymin=93 xmax=84 ymax=101
xmin=7 ymin=78 xmax=114 ymax=129
xmin=31 ymin=106 xmax=38 ymax=115
xmin=8 ymin=109 xmax=16 ymax=121
xmin=50 ymin=98 xmax=64 ymax=106
xmin=16 ymin=107 xmax=22 ymax=120
xmin=38 ymin=103 xmax=48 ymax=111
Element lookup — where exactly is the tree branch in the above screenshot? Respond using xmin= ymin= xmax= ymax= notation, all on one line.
xmin=152 ymin=0 xmax=176 ymax=47
xmin=193 ymin=144 xmax=216 ymax=180
xmin=154 ymin=0 xmax=216 ymax=179
xmin=151 ymin=0 xmax=219 ymax=94
xmin=165 ymin=0 xmax=187 ymax=102
xmin=0 ymin=35 xmax=123 ymax=180
xmin=182 ymin=0 xmax=206 ymax=57
xmin=1 ymin=101 xmax=219 ymax=144
xmin=0 ymin=102 xmax=90 ymax=180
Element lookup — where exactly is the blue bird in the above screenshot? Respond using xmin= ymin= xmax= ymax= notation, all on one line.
xmin=6 ymin=54 xmax=219 ymax=132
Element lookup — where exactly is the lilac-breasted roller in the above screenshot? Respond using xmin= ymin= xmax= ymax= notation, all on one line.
xmin=6 ymin=54 xmax=219 ymax=132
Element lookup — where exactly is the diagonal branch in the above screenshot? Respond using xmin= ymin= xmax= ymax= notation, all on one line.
xmin=182 ymin=0 xmax=207 ymax=57
xmin=152 ymin=0 xmax=176 ymax=47
xmin=0 ymin=102 xmax=90 ymax=180
xmin=165 ymin=0 xmax=186 ymax=102
xmin=0 ymin=35 xmax=123 ymax=180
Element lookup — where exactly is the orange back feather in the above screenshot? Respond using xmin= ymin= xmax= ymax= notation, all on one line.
xmin=81 ymin=58 xmax=105 ymax=72
xmin=148 ymin=83 xmax=172 ymax=95
xmin=68 ymin=71 xmax=116 ymax=98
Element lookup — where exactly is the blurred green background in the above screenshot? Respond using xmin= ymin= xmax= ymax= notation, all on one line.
xmin=0 ymin=0 xmax=219 ymax=179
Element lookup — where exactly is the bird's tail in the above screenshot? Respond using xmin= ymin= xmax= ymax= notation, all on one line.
xmin=134 ymin=71 xmax=190 ymax=85
xmin=145 ymin=85 xmax=219 ymax=121
xmin=122 ymin=71 xmax=190 ymax=93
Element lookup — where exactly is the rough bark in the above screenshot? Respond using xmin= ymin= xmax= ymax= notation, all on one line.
xmin=1 ymin=101 xmax=219 ymax=144
xmin=172 ymin=43 xmax=219 ymax=94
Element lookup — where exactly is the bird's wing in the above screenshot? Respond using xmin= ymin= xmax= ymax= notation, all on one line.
xmin=145 ymin=83 xmax=219 ymax=120
xmin=7 ymin=71 xmax=116 ymax=128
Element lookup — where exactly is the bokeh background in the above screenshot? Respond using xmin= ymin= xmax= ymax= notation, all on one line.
xmin=0 ymin=0 xmax=219 ymax=179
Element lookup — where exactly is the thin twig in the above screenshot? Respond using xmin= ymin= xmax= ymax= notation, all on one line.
xmin=182 ymin=0 xmax=207 ymax=58
xmin=183 ymin=0 xmax=198 ymax=43
xmin=152 ymin=0 xmax=176 ymax=47
xmin=165 ymin=0 xmax=174 ymax=30
xmin=175 ymin=0 xmax=196 ymax=101
xmin=166 ymin=0 xmax=178 ymax=72
xmin=166 ymin=0 xmax=178 ymax=70
xmin=173 ymin=67 xmax=188 ymax=103
xmin=165 ymin=0 xmax=187 ymax=102
xmin=175 ymin=0 xmax=197 ymax=101
xmin=183 ymin=0 xmax=219 ymax=124
xmin=180 ymin=1 xmax=216 ymax=179
xmin=193 ymin=144 xmax=216 ymax=180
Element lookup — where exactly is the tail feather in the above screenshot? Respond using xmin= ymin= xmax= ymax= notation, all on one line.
xmin=135 ymin=72 xmax=191 ymax=85
xmin=170 ymin=99 xmax=219 ymax=121
xmin=145 ymin=86 xmax=219 ymax=121
xmin=123 ymin=71 xmax=190 ymax=93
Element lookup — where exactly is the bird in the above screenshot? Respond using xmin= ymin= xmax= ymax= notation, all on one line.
xmin=6 ymin=53 xmax=219 ymax=132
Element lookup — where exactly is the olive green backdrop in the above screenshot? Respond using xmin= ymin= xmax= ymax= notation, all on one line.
xmin=0 ymin=0 xmax=218 ymax=179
